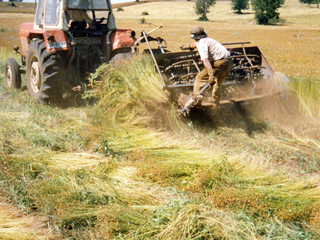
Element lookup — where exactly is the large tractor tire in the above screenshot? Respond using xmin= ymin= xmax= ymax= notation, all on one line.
xmin=26 ymin=39 xmax=65 ymax=104
xmin=4 ymin=58 xmax=21 ymax=89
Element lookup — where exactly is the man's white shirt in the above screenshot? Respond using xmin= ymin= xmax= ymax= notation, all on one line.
xmin=196 ymin=37 xmax=230 ymax=62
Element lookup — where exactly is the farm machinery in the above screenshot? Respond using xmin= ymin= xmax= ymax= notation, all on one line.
xmin=132 ymin=27 xmax=284 ymax=116
xmin=4 ymin=0 xmax=284 ymax=113
xmin=4 ymin=0 xmax=136 ymax=104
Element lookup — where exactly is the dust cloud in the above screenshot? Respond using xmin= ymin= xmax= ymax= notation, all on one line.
xmin=167 ymin=72 xmax=320 ymax=141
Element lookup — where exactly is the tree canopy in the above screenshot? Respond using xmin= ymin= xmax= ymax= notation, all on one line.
xmin=195 ymin=0 xmax=216 ymax=21
xmin=252 ymin=0 xmax=285 ymax=25
xmin=231 ymin=0 xmax=250 ymax=14
xmin=299 ymin=0 xmax=319 ymax=8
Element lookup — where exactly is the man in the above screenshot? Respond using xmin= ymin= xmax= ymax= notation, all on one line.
xmin=67 ymin=10 xmax=105 ymax=29
xmin=185 ymin=26 xmax=233 ymax=107
xmin=67 ymin=0 xmax=105 ymax=29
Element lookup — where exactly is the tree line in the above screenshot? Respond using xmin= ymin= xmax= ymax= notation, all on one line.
xmin=299 ymin=0 xmax=319 ymax=8
xmin=196 ymin=0 xmax=319 ymax=25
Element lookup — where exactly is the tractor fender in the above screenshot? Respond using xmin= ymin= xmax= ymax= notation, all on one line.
xmin=19 ymin=22 xmax=71 ymax=56
xmin=109 ymin=29 xmax=136 ymax=51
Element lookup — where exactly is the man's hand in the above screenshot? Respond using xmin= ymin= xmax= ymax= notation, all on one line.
xmin=207 ymin=68 xmax=215 ymax=87
xmin=180 ymin=44 xmax=190 ymax=50
xmin=208 ymin=75 xmax=215 ymax=86
xmin=180 ymin=43 xmax=196 ymax=50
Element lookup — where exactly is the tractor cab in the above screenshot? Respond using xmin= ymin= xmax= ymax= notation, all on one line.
xmin=34 ymin=0 xmax=116 ymax=32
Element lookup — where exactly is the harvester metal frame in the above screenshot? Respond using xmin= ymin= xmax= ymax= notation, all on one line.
xmin=133 ymin=28 xmax=280 ymax=115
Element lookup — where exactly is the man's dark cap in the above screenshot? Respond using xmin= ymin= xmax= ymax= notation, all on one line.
xmin=190 ymin=26 xmax=205 ymax=35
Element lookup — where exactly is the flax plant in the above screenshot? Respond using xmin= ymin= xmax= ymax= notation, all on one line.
xmin=90 ymin=55 xmax=169 ymax=128
xmin=289 ymin=77 xmax=320 ymax=119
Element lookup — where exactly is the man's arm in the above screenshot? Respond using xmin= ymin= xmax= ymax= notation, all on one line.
xmin=189 ymin=42 xmax=197 ymax=49
xmin=203 ymin=58 xmax=212 ymax=70
xmin=203 ymin=58 xmax=215 ymax=86
xmin=180 ymin=41 xmax=197 ymax=50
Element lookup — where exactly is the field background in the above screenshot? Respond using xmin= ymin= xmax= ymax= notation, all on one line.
xmin=1 ymin=0 xmax=320 ymax=79
xmin=1 ymin=0 xmax=320 ymax=239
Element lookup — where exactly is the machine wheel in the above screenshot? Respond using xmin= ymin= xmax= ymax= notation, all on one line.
xmin=4 ymin=58 xmax=21 ymax=89
xmin=26 ymin=39 xmax=65 ymax=104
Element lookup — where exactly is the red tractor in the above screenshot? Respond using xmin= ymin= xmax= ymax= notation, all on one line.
xmin=5 ymin=0 xmax=136 ymax=104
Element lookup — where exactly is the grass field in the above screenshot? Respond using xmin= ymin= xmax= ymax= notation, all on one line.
xmin=1 ymin=0 xmax=320 ymax=239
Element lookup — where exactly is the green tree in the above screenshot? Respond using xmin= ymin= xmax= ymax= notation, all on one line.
xmin=231 ymin=0 xmax=249 ymax=14
xmin=252 ymin=0 xmax=285 ymax=25
xmin=195 ymin=0 xmax=216 ymax=21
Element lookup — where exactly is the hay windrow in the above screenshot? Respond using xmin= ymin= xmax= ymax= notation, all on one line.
xmin=90 ymin=55 xmax=175 ymax=131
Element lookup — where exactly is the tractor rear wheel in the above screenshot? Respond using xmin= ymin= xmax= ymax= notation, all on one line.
xmin=5 ymin=58 xmax=21 ymax=89
xmin=26 ymin=39 xmax=65 ymax=104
